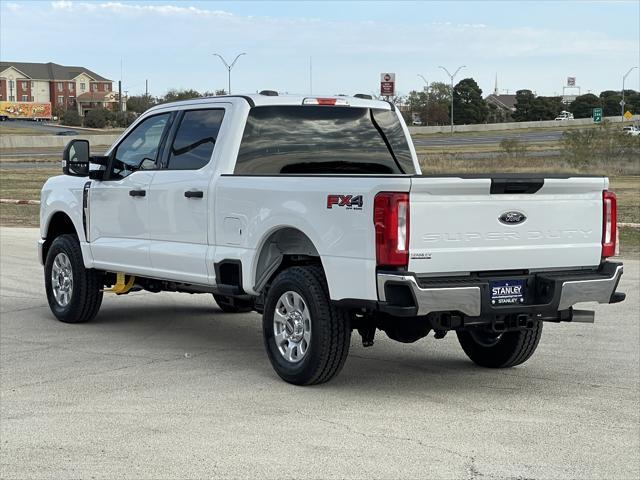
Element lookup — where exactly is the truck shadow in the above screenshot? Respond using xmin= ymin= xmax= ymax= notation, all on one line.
xmin=88 ymin=298 xmax=552 ymax=394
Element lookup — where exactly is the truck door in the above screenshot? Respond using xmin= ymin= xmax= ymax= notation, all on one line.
xmin=147 ymin=107 xmax=227 ymax=284
xmin=88 ymin=112 xmax=172 ymax=274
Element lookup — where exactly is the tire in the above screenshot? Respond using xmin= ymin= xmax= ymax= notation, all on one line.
xmin=212 ymin=294 xmax=253 ymax=313
xmin=262 ymin=265 xmax=351 ymax=385
xmin=44 ymin=234 xmax=103 ymax=323
xmin=456 ymin=321 xmax=543 ymax=368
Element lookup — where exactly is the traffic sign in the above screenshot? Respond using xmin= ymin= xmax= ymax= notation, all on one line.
xmin=592 ymin=107 xmax=602 ymax=123
xmin=624 ymin=110 xmax=633 ymax=120
xmin=380 ymin=73 xmax=395 ymax=96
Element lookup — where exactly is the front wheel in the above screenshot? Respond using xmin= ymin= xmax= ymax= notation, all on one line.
xmin=456 ymin=321 xmax=543 ymax=368
xmin=44 ymin=234 xmax=103 ymax=323
xmin=262 ymin=265 xmax=351 ymax=385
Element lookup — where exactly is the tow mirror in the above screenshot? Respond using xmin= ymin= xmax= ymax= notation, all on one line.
xmin=62 ymin=139 xmax=89 ymax=176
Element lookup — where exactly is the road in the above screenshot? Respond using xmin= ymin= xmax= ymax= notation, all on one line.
xmin=1 ymin=227 xmax=638 ymax=479
xmin=413 ymin=129 xmax=565 ymax=146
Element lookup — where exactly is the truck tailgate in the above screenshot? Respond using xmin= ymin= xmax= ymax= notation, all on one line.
xmin=408 ymin=176 xmax=606 ymax=274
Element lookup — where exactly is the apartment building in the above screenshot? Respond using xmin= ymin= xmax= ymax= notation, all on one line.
xmin=0 ymin=61 xmax=118 ymax=116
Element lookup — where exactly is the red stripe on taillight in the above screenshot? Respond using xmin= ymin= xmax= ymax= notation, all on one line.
xmin=374 ymin=192 xmax=410 ymax=268
xmin=602 ymin=190 xmax=617 ymax=258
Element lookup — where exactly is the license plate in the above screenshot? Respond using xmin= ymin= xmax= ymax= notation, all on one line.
xmin=490 ymin=279 xmax=525 ymax=305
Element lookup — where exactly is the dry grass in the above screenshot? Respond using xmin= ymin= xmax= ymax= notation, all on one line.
xmin=419 ymin=153 xmax=640 ymax=176
xmin=611 ymin=177 xmax=640 ymax=224
xmin=0 ymin=204 xmax=40 ymax=227
xmin=0 ymin=168 xmax=59 ymax=201
xmin=619 ymin=226 xmax=640 ymax=256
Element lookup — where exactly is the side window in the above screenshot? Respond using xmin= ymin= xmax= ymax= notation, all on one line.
xmin=111 ymin=113 xmax=170 ymax=179
xmin=167 ymin=109 xmax=224 ymax=170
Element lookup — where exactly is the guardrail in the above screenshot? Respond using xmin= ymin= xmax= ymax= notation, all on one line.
xmin=409 ymin=115 xmax=640 ymax=135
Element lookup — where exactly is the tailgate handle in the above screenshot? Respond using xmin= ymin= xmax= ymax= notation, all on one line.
xmin=490 ymin=178 xmax=543 ymax=194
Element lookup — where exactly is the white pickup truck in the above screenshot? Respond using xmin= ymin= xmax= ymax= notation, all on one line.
xmin=39 ymin=93 xmax=625 ymax=385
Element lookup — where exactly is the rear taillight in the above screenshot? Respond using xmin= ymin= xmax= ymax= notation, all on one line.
xmin=374 ymin=192 xmax=410 ymax=268
xmin=602 ymin=190 xmax=617 ymax=258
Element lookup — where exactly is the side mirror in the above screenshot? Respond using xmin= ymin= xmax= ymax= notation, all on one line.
xmin=62 ymin=139 xmax=89 ymax=176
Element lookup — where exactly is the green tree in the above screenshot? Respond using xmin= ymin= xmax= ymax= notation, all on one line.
xmin=512 ymin=90 xmax=536 ymax=121
xmin=83 ymin=108 xmax=108 ymax=128
xmin=452 ymin=78 xmax=488 ymax=124
xmin=569 ymin=94 xmax=602 ymax=119
xmin=126 ymin=95 xmax=156 ymax=114
xmin=530 ymin=96 xmax=564 ymax=120
xmin=406 ymin=90 xmax=429 ymax=124
xmin=600 ymin=90 xmax=622 ymax=117
xmin=61 ymin=108 xmax=81 ymax=126
xmin=426 ymin=81 xmax=452 ymax=125
xmin=623 ymin=89 xmax=640 ymax=114
xmin=160 ymin=89 xmax=202 ymax=103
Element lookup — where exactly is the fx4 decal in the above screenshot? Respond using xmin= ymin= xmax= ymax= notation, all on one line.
xmin=326 ymin=194 xmax=364 ymax=211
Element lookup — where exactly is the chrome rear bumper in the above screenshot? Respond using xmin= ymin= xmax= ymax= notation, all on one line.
xmin=377 ymin=262 xmax=624 ymax=317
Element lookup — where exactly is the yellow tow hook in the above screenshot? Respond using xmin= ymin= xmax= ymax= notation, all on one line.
xmin=104 ymin=272 xmax=135 ymax=295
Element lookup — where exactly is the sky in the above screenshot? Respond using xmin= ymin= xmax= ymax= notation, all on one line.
xmin=1 ymin=0 xmax=639 ymax=98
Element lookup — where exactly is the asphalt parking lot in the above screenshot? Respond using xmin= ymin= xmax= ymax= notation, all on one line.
xmin=1 ymin=227 xmax=638 ymax=479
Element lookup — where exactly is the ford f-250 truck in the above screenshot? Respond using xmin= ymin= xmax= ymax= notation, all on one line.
xmin=39 ymin=93 xmax=625 ymax=385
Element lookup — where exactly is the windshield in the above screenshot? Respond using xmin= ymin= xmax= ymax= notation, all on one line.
xmin=235 ymin=105 xmax=416 ymax=174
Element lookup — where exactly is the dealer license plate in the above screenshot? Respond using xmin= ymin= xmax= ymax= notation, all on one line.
xmin=490 ymin=279 xmax=525 ymax=306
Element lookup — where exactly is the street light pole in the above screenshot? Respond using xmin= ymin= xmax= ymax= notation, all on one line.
xmin=417 ymin=74 xmax=429 ymax=125
xmin=438 ymin=65 xmax=466 ymax=134
xmin=622 ymin=66 xmax=638 ymax=120
xmin=212 ymin=53 xmax=246 ymax=94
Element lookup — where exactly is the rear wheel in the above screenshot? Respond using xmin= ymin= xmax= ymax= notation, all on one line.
xmin=212 ymin=294 xmax=253 ymax=313
xmin=456 ymin=322 xmax=543 ymax=368
xmin=262 ymin=265 xmax=351 ymax=385
xmin=44 ymin=234 xmax=103 ymax=323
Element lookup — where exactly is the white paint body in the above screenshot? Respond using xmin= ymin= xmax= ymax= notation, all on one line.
xmin=40 ymin=95 xmax=607 ymax=302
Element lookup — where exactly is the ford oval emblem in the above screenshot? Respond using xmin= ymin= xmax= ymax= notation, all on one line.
xmin=499 ymin=211 xmax=526 ymax=225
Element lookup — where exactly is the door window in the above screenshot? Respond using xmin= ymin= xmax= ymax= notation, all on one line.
xmin=111 ymin=113 xmax=170 ymax=179
xmin=167 ymin=109 xmax=225 ymax=170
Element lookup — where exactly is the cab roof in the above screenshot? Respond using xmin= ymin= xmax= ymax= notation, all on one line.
xmin=148 ymin=94 xmax=394 ymax=112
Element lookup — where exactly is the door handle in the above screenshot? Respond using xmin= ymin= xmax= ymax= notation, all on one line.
xmin=129 ymin=189 xmax=146 ymax=197
xmin=184 ymin=190 xmax=204 ymax=198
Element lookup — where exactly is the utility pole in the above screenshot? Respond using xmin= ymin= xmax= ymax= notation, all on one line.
xmin=621 ymin=66 xmax=638 ymax=120
xmin=438 ymin=65 xmax=466 ymax=134
xmin=417 ymin=74 xmax=429 ymax=125
xmin=212 ymin=53 xmax=246 ymax=94
xmin=145 ymin=79 xmax=148 ymax=98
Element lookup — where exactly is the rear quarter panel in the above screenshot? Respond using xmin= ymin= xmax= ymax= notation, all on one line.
xmin=214 ymin=175 xmax=411 ymax=300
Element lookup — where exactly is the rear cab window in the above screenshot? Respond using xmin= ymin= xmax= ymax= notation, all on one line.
xmin=234 ymin=105 xmax=416 ymax=175
xmin=167 ymin=109 xmax=225 ymax=170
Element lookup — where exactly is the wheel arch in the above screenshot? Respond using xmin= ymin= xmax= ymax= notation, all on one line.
xmin=42 ymin=211 xmax=79 ymax=263
xmin=253 ymin=226 xmax=322 ymax=294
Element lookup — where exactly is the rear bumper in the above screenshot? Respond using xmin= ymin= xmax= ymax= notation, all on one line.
xmin=377 ymin=261 xmax=624 ymax=318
